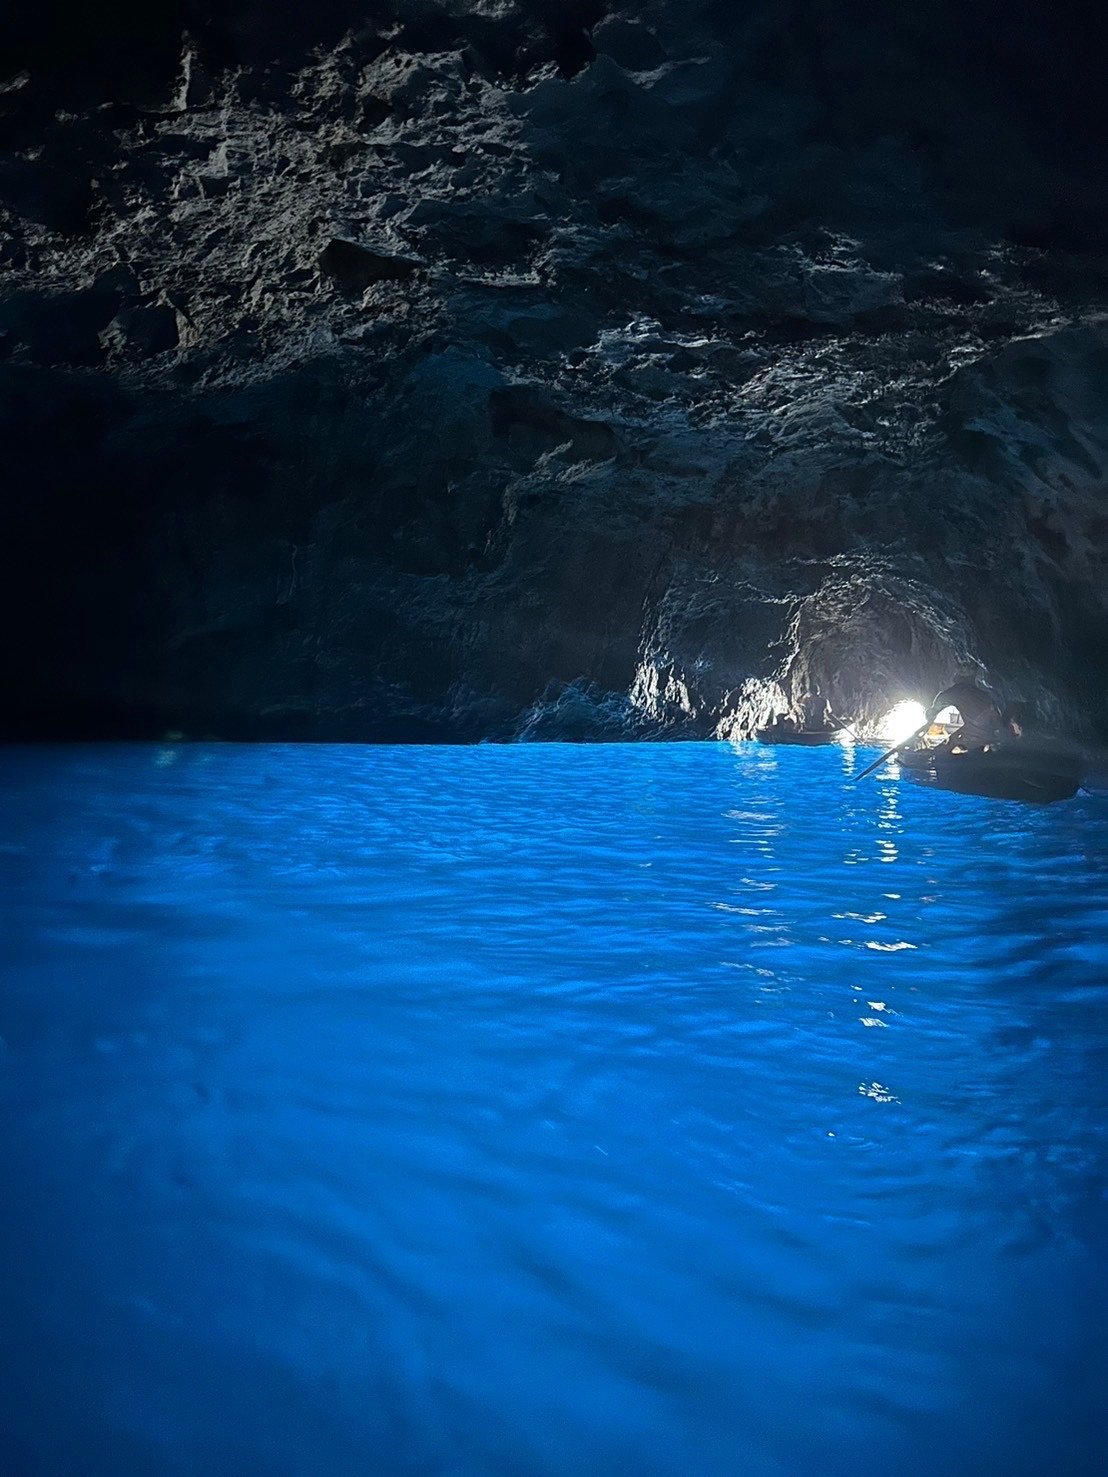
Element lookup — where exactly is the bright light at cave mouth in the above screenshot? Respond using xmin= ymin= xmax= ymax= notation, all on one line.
xmin=879 ymin=700 xmax=928 ymax=744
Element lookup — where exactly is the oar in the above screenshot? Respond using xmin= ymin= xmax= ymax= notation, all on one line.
xmin=828 ymin=713 xmax=862 ymax=744
xmin=854 ymin=719 xmax=931 ymax=782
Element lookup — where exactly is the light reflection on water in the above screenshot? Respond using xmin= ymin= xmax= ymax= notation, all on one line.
xmin=0 ymin=742 xmax=1106 ymax=1477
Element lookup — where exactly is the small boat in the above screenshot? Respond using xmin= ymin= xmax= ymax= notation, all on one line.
xmin=755 ymin=727 xmax=841 ymax=746
xmin=897 ymin=744 xmax=1081 ymax=803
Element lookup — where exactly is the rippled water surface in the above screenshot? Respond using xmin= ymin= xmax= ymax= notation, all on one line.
xmin=1 ymin=743 xmax=1106 ymax=1477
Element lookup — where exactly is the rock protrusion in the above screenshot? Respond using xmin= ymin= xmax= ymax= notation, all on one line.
xmin=318 ymin=238 xmax=420 ymax=292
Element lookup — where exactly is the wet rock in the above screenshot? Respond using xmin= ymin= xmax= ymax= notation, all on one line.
xmin=515 ymin=680 xmax=651 ymax=740
xmin=489 ymin=387 xmax=620 ymax=462
xmin=800 ymin=258 xmax=903 ymax=323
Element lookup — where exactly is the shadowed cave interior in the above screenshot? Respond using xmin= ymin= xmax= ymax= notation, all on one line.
xmin=2 ymin=0 xmax=1107 ymax=740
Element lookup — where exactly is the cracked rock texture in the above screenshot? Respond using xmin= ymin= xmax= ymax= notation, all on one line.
xmin=2 ymin=1 xmax=1107 ymax=739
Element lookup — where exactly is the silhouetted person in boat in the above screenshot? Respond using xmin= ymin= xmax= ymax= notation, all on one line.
xmin=925 ymin=681 xmax=1003 ymax=754
xmin=1000 ymin=702 xmax=1034 ymax=740
xmin=808 ymin=693 xmax=837 ymax=731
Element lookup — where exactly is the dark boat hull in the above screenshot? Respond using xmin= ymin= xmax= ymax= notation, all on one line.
xmin=898 ymin=746 xmax=1081 ymax=803
xmin=755 ymin=729 xmax=839 ymax=746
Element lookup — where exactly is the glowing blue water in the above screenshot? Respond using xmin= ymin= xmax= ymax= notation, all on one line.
xmin=1 ymin=743 xmax=1105 ymax=1477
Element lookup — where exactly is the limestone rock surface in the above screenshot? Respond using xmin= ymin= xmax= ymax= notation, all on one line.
xmin=2 ymin=1 xmax=1106 ymax=737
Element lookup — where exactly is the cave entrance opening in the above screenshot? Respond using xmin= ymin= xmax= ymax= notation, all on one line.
xmin=878 ymin=700 xmax=929 ymax=745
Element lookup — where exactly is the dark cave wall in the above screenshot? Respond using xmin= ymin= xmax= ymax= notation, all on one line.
xmin=2 ymin=1 xmax=1107 ymax=739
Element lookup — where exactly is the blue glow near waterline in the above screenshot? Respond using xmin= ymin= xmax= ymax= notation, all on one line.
xmin=1 ymin=743 xmax=1106 ymax=1477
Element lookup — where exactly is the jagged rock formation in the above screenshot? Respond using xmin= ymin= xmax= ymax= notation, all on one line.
xmin=2 ymin=1 xmax=1107 ymax=739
